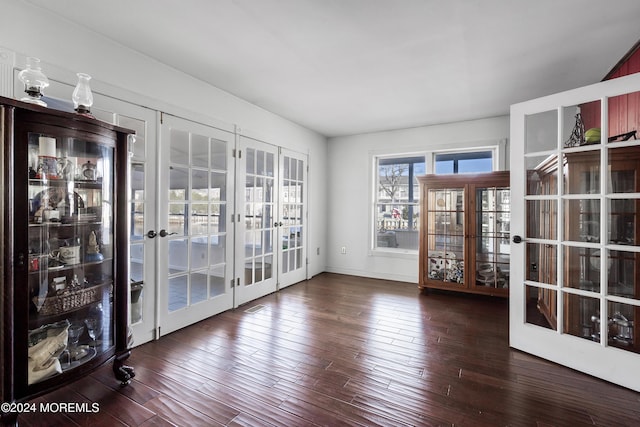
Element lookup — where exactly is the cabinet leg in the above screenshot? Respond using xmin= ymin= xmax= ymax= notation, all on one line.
xmin=113 ymin=350 xmax=135 ymax=387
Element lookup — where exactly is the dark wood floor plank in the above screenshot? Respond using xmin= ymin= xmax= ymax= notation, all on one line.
xmin=16 ymin=273 xmax=640 ymax=427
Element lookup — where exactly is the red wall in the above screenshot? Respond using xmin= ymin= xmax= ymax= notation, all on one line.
xmin=580 ymin=44 xmax=640 ymax=139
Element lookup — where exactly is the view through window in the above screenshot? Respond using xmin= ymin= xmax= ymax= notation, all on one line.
xmin=374 ymin=150 xmax=494 ymax=252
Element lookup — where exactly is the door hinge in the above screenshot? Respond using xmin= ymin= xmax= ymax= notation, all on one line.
xmin=233 ymin=149 xmax=242 ymax=158
xmin=230 ymin=279 xmax=235 ymax=288
xmin=160 ymin=112 xmax=164 ymax=124
xmin=231 ymin=213 xmax=235 ymax=223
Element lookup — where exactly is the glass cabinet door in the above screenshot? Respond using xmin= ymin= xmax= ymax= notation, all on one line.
xmin=27 ymin=132 xmax=114 ymax=386
xmin=473 ymin=186 xmax=510 ymax=291
xmin=426 ymin=187 xmax=465 ymax=284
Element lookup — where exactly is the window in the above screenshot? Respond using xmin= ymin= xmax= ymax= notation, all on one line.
xmin=434 ymin=151 xmax=493 ymax=174
xmin=373 ymin=146 xmax=500 ymax=254
xmin=374 ymin=156 xmax=425 ymax=251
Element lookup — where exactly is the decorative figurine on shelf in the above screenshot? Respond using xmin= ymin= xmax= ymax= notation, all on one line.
xmin=564 ymin=113 xmax=587 ymax=147
xmin=81 ymin=160 xmax=97 ymax=181
xmin=18 ymin=57 xmax=50 ymax=107
xmin=85 ymin=231 xmax=104 ymax=262
xmin=72 ymin=72 xmax=94 ymax=117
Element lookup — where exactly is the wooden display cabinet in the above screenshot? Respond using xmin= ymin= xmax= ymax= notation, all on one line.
xmin=418 ymin=171 xmax=510 ymax=297
xmin=0 ymin=96 xmax=135 ymax=424
xmin=530 ymin=147 xmax=639 ymax=352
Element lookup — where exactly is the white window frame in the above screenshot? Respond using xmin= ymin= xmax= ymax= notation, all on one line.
xmin=370 ymin=140 xmax=506 ymax=257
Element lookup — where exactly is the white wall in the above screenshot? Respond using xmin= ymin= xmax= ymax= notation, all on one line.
xmin=326 ymin=116 xmax=510 ymax=283
xmin=0 ymin=0 xmax=328 ymax=277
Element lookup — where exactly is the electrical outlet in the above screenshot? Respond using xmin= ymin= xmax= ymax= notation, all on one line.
xmin=340 ymin=246 xmax=346 ymax=254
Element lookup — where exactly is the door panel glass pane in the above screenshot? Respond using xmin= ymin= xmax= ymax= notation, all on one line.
xmin=608 ymin=91 xmax=640 ymax=143
xmin=264 ymin=256 xmax=273 ymax=279
xmin=609 ymin=149 xmax=636 ymax=194
xmin=608 ymin=251 xmax=637 ymax=299
xmin=526 ymin=200 xmax=557 ymax=239
xmin=564 ymin=199 xmax=600 ymax=243
xmin=211 ymin=203 xmax=224 ymax=233
xmin=608 ymin=301 xmax=638 ymax=353
xmin=210 ymin=235 xmax=226 ymax=265
xmin=564 ymin=246 xmax=600 ymax=292
xmin=564 ymin=151 xmax=600 ymax=195
xmin=527 ymin=242 xmax=557 ymax=285
xmin=209 ymin=266 xmax=225 ymax=297
xmin=191 ymin=203 xmax=208 ymax=235
xmin=576 ymin=100 xmax=601 ymax=145
xmin=170 ymin=129 xmax=189 ymax=164
xmin=190 ymin=237 xmax=208 ymax=270
xmin=246 ymin=148 xmax=255 ymax=174
xmin=283 ymin=249 xmax=290 ymax=273
xmin=609 ymin=198 xmax=636 ymax=246
xmin=190 ymin=271 xmax=208 ymax=304
xmin=191 ymin=134 xmax=208 ymax=168
xmin=168 ymin=239 xmax=188 ymax=273
xmin=526 ymin=285 xmax=556 ymax=330
xmin=296 ymin=248 xmax=303 ymax=269
xmin=244 ymin=260 xmax=254 ymax=285
xmin=130 ymin=163 xmax=145 ymax=241
xmin=130 ymin=244 xmax=144 ymax=324
xmin=211 ymin=139 xmax=226 ymax=170
xmin=169 ymin=167 xmax=188 ymax=200
xmin=263 ymin=229 xmax=273 ymax=254
xmin=119 ymin=115 xmax=146 ymax=160
xmin=211 ymin=172 xmax=226 ymax=201
xmin=257 ymin=150 xmax=265 ymax=176
xmin=192 ymin=169 xmax=208 ymax=199
xmin=267 ymin=152 xmax=275 ymax=177
xmin=564 ymin=293 xmax=600 ymax=342
xmin=527 ymin=154 xmax=558 ymax=195
xmin=525 ymin=110 xmax=557 ymax=153
xmin=168 ymin=203 xmax=186 ymax=236
xmin=168 ymin=275 xmax=187 ymax=312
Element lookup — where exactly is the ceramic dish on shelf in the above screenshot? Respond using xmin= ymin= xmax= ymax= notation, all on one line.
xmin=60 ymin=345 xmax=96 ymax=371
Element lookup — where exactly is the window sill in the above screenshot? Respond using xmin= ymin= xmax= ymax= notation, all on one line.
xmin=368 ymin=248 xmax=419 ymax=259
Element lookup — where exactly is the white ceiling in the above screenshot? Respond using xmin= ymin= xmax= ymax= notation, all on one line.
xmin=25 ymin=0 xmax=640 ymax=137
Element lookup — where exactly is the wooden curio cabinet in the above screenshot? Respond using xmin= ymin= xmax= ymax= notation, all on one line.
xmin=530 ymin=147 xmax=640 ymax=352
xmin=0 ymin=96 xmax=134 ymax=423
xmin=418 ymin=171 xmax=510 ymax=297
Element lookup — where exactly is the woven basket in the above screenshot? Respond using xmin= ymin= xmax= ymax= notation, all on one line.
xmin=34 ymin=284 xmax=104 ymax=316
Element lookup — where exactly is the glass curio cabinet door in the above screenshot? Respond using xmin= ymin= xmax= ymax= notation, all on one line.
xmin=425 ymin=186 xmax=466 ymax=286
xmin=25 ymin=132 xmax=117 ymax=388
xmin=510 ymin=72 xmax=640 ymax=392
xmin=472 ymin=185 xmax=510 ymax=292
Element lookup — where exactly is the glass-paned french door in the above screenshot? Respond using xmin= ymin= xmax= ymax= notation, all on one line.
xmin=234 ymin=139 xmax=309 ymax=305
xmin=511 ymin=73 xmax=640 ymax=392
xmin=235 ymin=137 xmax=278 ymax=305
xmin=158 ymin=114 xmax=234 ymax=335
xmin=279 ymin=148 xmax=308 ymax=288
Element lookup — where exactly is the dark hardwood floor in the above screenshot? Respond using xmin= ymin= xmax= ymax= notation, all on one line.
xmin=19 ymin=273 xmax=640 ymax=426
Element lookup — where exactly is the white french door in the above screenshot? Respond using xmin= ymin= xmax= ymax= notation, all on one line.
xmin=278 ymin=149 xmax=308 ymax=288
xmin=234 ymin=136 xmax=279 ymax=306
xmin=158 ymin=114 xmax=235 ymax=336
xmin=510 ymin=72 xmax=640 ymax=392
